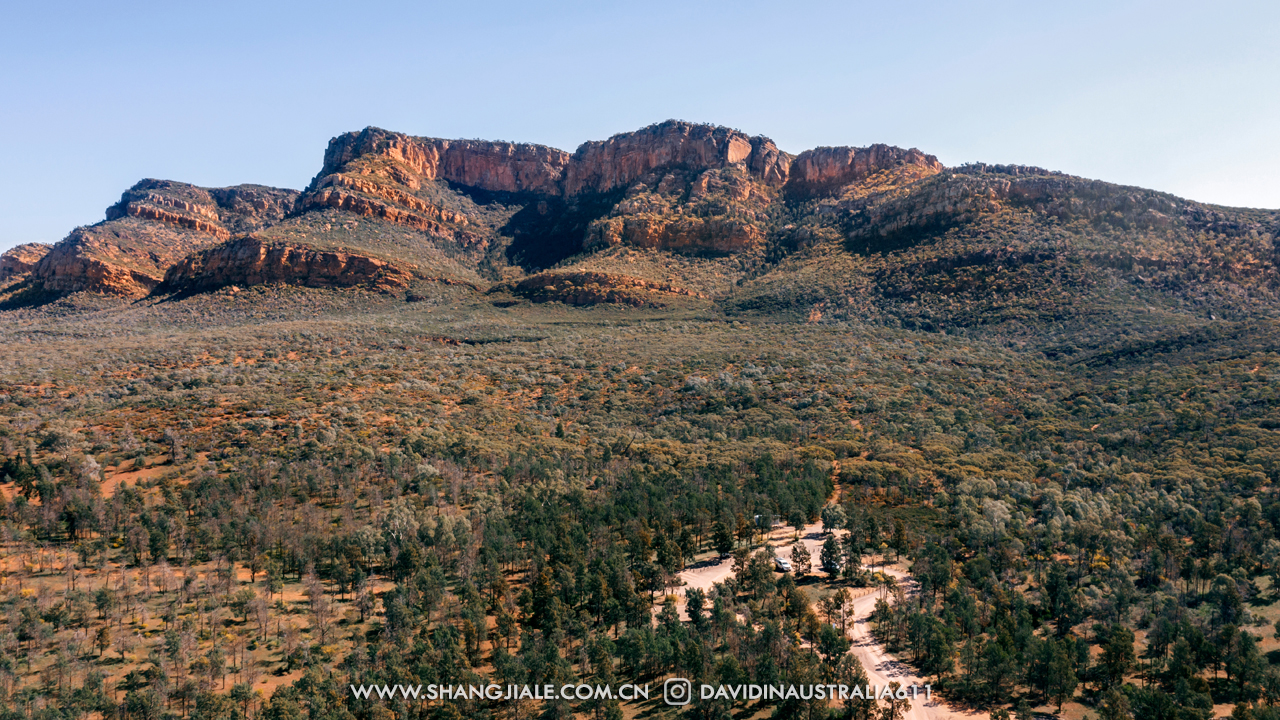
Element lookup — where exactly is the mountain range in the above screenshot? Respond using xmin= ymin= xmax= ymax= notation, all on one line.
xmin=4 ymin=120 xmax=1278 ymax=337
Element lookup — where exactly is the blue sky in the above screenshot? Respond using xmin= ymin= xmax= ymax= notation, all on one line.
xmin=2 ymin=0 xmax=1277 ymax=251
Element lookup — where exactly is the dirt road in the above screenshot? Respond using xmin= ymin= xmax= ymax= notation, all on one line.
xmin=675 ymin=523 xmax=981 ymax=720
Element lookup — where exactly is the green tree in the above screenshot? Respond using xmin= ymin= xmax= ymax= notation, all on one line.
xmin=94 ymin=625 xmax=112 ymax=657
xmin=1046 ymin=641 xmax=1079 ymax=711
xmin=230 ymin=683 xmax=256 ymax=719
xmin=789 ymin=508 xmax=808 ymax=536
xmin=790 ymin=541 xmax=812 ymax=576
xmin=821 ymin=535 xmax=842 ymax=575
xmin=1226 ymin=629 xmax=1264 ymax=699
xmin=917 ymin=616 xmax=954 ymax=681
xmin=1097 ymin=688 xmax=1133 ymax=720
xmin=1100 ymin=625 xmax=1136 ymax=690
xmin=879 ymin=681 xmax=911 ymax=720
xmin=890 ymin=518 xmax=908 ymax=560
xmin=712 ymin=521 xmax=734 ymax=555
xmin=817 ymin=623 xmax=851 ymax=665
xmin=1043 ymin=562 xmax=1081 ymax=636
xmin=821 ymin=505 xmax=847 ymax=534
xmin=982 ymin=640 xmax=1016 ymax=697
xmin=685 ymin=588 xmax=707 ymax=632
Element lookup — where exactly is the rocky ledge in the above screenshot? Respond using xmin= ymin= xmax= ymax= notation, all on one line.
xmin=317 ymin=120 xmax=790 ymax=199
xmin=785 ymin=145 xmax=944 ymax=197
xmin=105 ymin=180 xmax=298 ymax=236
xmin=159 ymin=236 xmax=414 ymax=294
xmin=27 ymin=180 xmax=302 ymax=297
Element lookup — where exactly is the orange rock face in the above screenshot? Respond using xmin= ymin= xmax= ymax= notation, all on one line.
xmin=587 ymin=214 xmax=762 ymax=254
xmin=319 ymin=129 xmax=570 ymax=196
xmin=786 ymin=145 xmax=943 ymax=197
xmin=563 ymin=121 xmax=790 ymax=195
xmin=307 ymin=121 xmax=794 ymax=258
xmin=161 ymin=236 xmax=413 ymax=294
xmin=122 ymin=203 xmax=232 ymax=240
xmin=32 ymin=224 xmax=209 ymax=297
xmin=30 ymin=180 xmax=299 ymax=297
xmin=318 ymin=121 xmax=790 ymax=200
xmin=308 ymin=174 xmax=469 ymax=224
xmin=0 ymin=243 xmax=52 ymax=280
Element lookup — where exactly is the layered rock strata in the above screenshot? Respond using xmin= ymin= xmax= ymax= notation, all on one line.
xmin=30 ymin=180 xmax=299 ymax=297
xmin=160 ymin=236 xmax=413 ymax=293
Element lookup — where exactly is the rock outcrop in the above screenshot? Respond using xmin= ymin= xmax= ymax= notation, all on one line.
xmin=300 ymin=175 xmax=485 ymax=248
xmin=30 ymin=180 xmax=299 ymax=297
xmin=0 ymin=243 xmax=52 ymax=280
xmin=587 ymin=214 xmax=762 ymax=254
xmin=563 ymin=121 xmax=790 ymax=195
xmin=206 ymin=185 xmax=300 ymax=231
xmin=31 ymin=222 xmax=216 ymax=297
xmin=314 ymin=120 xmax=789 ymax=199
xmin=160 ymin=236 xmax=413 ymax=294
xmin=786 ymin=145 xmax=943 ymax=197
xmin=973 ymin=168 xmax=1273 ymax=236
xmin=105 ymin=180 xmax=297 ymax=236
xmin=317 ymin=129 xmax=571 ymax=196
xmin=305 ymin=121 xmax=793 ymax=259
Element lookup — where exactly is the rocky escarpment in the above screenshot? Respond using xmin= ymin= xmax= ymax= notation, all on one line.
xmin=582 ymin=164 xmax=774 ymax=254
xmin=586 ymin=214 xmax=763 ymax=254
xmin=785 ymin=145 xmax=943 ymax=198
xmin=308 ymin=127 xmax=956 ymax=263
xmin=31 ymin=223 xmax=214 ymax=297
xmin=563 ymin=121 xmax=790 ymax=195
xmin=0 ymin=243 xmax=52 ymax=280
xmin=159 ymin=236 xmax=414 ymax=294
xmin=306 ymin=121 xmax=793 ymax=260
xmin=29 ymin=180 xmax=299 ymax=297
xmin=317 ymin=131 xmax=570 ymax=196
xmin=495 ymin=270 xmax=707 ymax=307
xmin=839 ymin=173 xmax=1009 ymax=249
xmin=206 ymin=185 xmax=300 ymax=231
xmin=299 ymin=129 xmax=569 ymax=261
xmin=105 ymin=180 xmax=298 ymax=236
xmin=770 ymin=145 xmax=950 ymax=254
xmin=315 ymin=121 xmax=789 ymax=198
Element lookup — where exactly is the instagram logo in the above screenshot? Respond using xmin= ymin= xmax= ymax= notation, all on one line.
xmin=663 ymin=678 xmax=692 ymax=706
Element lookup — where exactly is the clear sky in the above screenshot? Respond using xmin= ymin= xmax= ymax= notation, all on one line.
xmin=2 ymin=0 xmax=1277 ymax=252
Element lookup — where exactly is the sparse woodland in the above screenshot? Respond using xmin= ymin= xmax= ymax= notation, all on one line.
xmin=2 ymin=279 xmax=1280 ymax=720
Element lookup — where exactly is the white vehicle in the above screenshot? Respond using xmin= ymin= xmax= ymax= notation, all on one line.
xmin=774 ymin=557 xmax=792 ymax=572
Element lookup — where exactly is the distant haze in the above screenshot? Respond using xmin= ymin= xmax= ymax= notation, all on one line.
xmin=1 ymin=0 xmax=1276 ymax=252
